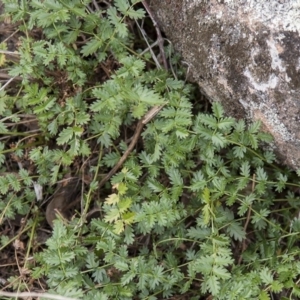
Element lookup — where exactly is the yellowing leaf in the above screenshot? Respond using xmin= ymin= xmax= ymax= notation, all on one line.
xmin=113 ymin=220 xmax=124 ymax=234
xmin=202 ymin=204 xmax=210 ymax=225
xmin=117 ymin=182 xmax=128 ymax=195
xmin=202 ymin=187 xmax=210 ymax=204
xmin=0 ymin=42 xmax=7 ymax=67
xmin=104 ymin=208 xmax=120 ymax=223
xmin=112 ymin=183 xmax=119 ymax=190
xmin=122 ymin=212 xmax=135 ymax=225
xmin=73 ymin=126 xmax=83 ymax=136
xmin=105 ymin=193 xmax=119 ymax=205
xmin=121 ymin=167 xmax=129 ymax=174
xmin=118 ymin=198 xmax=132 ymax=213
xmin=259 ymin=290 xmax=271 ymax=300
xmin=0 ymin=53 xmax=6 ymax=67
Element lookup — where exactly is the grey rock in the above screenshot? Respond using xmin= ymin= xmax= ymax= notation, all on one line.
xmin=149 ymin=0 xmax=300 ymax=170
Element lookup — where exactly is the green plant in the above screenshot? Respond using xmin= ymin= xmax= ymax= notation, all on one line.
xmin=1 ymin=1 xmax=300 ymax=300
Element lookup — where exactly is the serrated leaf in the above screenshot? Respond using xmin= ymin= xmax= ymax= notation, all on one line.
xmin=187 ymin=227 xmax=211 ymax=240
xmin=233 ymin=145 xmax=246 ymax=158
xmin=167 ymin=167 xmax=183 ymax=186
xmin=118 ymin=198 xmax=132 ymax=213
xmin=32 ymin=40 xmax=48 ymax=58
xmin=132 ymin=102 xmax=146 ymax=118
xmin=115 ymin=22 xmax=128 ymax=38
xmin=248 ymin=120 xmax=261 ymax=133
xmin=117 ymin=182 xmax=128 ymax=195
xmin=257 ymin=131 xmax=273 ymax=143
xmin=200 ymin=114 xmax=218 ymax=129
xmin=256 ymin=167 xmax=268 ymax=181
xmin=235 ymin=119 xmax=246 ymax=132
xmin=260 ymin=268 xmax=273 ymax=285
xmin=98 ymin=133 xmax=112 ymax=148
xmin=271 ymin=280 xmax=283 ymax=293
xmin=76 ymin=111 xmax=90 ymax=125
xmin=212 ymin=102 xmax=224 ymax=119
xmin=202 ymin=187 xmax=210 ymax=204
xmin=113 ymin=220 xmax=124 ymax=234
xmin=190 ymin=170 xmax=207 ymax=192
xmin=68 ymin=138 xmax=80 ymax=156
xmin=212 ymin=265 xmax=231 ymax=279
xmin=206 ymin=275 xmax=220 ymax=295
xmin=73 ymin=126 xmax=83 ymax=136
xmin=7 ymin=174 xmax=20 ymax=192
xmin=263 ymin=150 xmax=276 ymax=164
xmin=161 ymin=119 xmax=176 ymax=133
xmin=196 ymin=126 xmax=214 ymax=141
xmin=175 ymin=128 xmax=189 ymax=139
xmin=80 ymin=38 xmax=103 ymax=57
xmin=202 ymin=205 xmax=210 ymax=225
xmin=115 ymin=260 xmax=128 ymax=271
xmin=240 ymin=161 xmax=250 ymax=177
xmin=56 ymin=42 xmax=67 ymax=67
xmin=259 ymin=290 xmax=271 ymax=300
xmin=166 ymin=78 xmax=184 ymax=90
xmin=33 ymin=97 xmax=56 ymax=114
xmin=114 ymin=0 xmax=129 ymax=13
xmin=160 ymin=106 xmax=176 ymax=118
xmin=48 ymin=119 xmax=58 ymax=135
xmin=0 ymin=121 xmax=8 ymax=133
xmin=248 ymin=132 xmax=258 ymax=149
xmin=57 ymin=127 xmax=74 ymax=144
xmin=217 ymin=117 xmax=235 ymax=130
xmin=212 ymin=132 xmax=226 ymax=147
xmin=275 ymin=173 xmax=287 ymax=192
xmin=86 ymin=252 xmax=99 ymax=269
xmin=50 ymin=165 xmax=60 ymax=185
xmin=19 ymin=169 xmax=32 ymax=186
xmin=92 ymin=269 xmax=107 ymax=284
xmin=105 ymin=193 xmax=119 ymax=205
xmin=212 ymin=176 xmax=226 ymax=192
xmin=147 ymin=179 xmax=164 ymax=192
xmin=107 ymin=7 xmax=128 ymax=38
xmin=103 ymin=152 xmax=120 ymax=167
xmin=121 ymin=271 xmax=136 ymax=285
xmin=122 ymin=212 xmax=135 ymax=225
xmin=104 ymin=208 xmax=120 ymax=223
xmin=79 ymin=140 xmax=91 ymax=156
xmin=134 ymin=85 xmax=164 ymax=105
xmin=126 ymin=8 xmax=145 ymax=19
xmin=226 ymin=221 xmax=246 ymax=241
xmin=107 ymin=6 xmax=121 ymax=24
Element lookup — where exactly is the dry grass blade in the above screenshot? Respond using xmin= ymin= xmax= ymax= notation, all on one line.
xmin=0 ymin=291 xmax=79 ymax=300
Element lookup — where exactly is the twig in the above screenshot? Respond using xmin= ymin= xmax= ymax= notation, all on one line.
xmin=0 ymin=73 xmax=22 ymax=81
xmin=99 ymin=105 xmax=165 ymax=189
xmin=141 ymin=1 xmax=168 ymax=70
xmin=0 ymin=291 xmax=79 ymax=300
xmin=92 ymin=0 xmax=100 ymax=11
xmin=135 ymin=21 xmax=161 ymax=69
xmin=139 ymin=40 xmax=159 ymax=56
xmin=0 ymin=50 xmax=19 ymax=55
xmin=0 ymin=76 xmax=17 ymax=91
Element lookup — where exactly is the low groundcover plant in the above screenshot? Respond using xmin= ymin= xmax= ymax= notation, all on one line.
xmin=0 ymin=1 xmax=300 ymax=299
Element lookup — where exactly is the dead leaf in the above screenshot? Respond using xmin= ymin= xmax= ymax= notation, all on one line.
xmin=13 ymin=239 xmax=24 ymax=250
